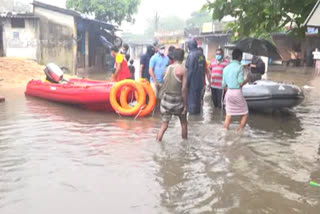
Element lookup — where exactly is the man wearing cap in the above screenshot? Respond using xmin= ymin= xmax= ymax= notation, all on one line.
xmin=149 ymin=44 xmax=170 ymax=98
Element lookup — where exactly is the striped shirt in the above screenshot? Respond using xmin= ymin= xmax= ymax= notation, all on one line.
xmin=209 ymin=59 xmax=229 ymax=89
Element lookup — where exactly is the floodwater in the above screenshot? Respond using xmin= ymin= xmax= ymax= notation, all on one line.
xmin=0 ymin=68 xmax=319 ymax=214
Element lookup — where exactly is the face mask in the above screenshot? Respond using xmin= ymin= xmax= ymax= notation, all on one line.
xmin=216 ymin=55 xmax=222 ymax=61
xmin=159 ymin=49 xmax=165 ymax=55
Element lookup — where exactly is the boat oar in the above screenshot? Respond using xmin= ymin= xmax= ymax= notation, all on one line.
xmin=310 ymin=181 xmax=320 ymax=187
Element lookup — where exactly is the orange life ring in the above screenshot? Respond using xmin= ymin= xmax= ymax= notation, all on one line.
xmin=109 ymin=79 xmax=146 ymax=116
xmin=120 ymin=78 xmax=156 ymax=117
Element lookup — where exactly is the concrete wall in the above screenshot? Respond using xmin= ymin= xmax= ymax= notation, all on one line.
xmin=34 ymin=6 xmax=76 ymax=73
xmin=207 ymin=42 xmax=219 ymax=61
xmin=200 ymin=35 xmax=231 ymax=61
xmin=0 ymin=18 xmax=39 ymax=60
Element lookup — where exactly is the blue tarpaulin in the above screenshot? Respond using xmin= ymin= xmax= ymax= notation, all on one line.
xmin=99 ymin=35 xmax=113 ymax=52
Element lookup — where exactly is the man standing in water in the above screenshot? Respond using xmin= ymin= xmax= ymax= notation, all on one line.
xmin=209 ymin=48 xmax=229 ymax=108
xmin=222 ymin=48 xmax=248 ymax=131
xmin=185 ymin=38 xmax=205 ymax=114
xmin=157 ymin=49 xmax=187 ymax=141
xmin=149 ymin=44 xmax=169 ymax=98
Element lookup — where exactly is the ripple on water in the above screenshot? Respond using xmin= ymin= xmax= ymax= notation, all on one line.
xmin=0 ymin=72 xmax=319 ymax=213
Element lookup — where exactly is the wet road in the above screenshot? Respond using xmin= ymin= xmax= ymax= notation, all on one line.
xmin=0 ymin=70 xmax=319 ymax=213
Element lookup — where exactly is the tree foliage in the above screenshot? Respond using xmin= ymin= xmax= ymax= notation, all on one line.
xmin=186 ymin=10 xmax=212 ymax=28
xmin=203 ymin=0 xmax=318 ymax=39
xmin=66 ymin=0 xmax=140 ymax=25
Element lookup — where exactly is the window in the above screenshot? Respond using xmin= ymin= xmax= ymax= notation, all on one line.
xmin=11 ymin=18 xmax=25 ymax=28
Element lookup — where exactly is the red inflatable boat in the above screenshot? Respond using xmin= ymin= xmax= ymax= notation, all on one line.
xmin=25 ymin=79 xmax=116 ymax=112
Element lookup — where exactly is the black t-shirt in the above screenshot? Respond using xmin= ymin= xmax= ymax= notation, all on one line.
xmin=129 ymin=65 xmax=135 ymax=75
xmin=251 ymin=57 xmax=265 ymax=74
xmin=140 ymin=53 xmax=152 ymax=81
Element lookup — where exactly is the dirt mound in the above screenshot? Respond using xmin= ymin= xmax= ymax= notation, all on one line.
xmin=0 ymin=57 xmax=45 ymax=87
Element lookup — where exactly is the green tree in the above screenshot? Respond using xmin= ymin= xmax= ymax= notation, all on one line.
xmin=186 ymin=10 xmax=212 ymax=28
xmin=203 ymin=0 xmax=317 ymax=39
xmin=66 ymin=0 xmax=140 ymax=25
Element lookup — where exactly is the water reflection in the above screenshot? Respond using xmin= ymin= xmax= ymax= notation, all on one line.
xmin=24 ymin=96 xmax=158 ymax=145
xmin=248 ymin=110 xmax=303 ymax=137
xmin=0 ymin=70 xmax=319 ymax=213
xmin=155 ymin=139 xmax=237 ymax=214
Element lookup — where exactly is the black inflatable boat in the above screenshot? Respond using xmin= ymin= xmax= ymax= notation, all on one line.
xmin=242 ymin=80 xmax=304 ymax=111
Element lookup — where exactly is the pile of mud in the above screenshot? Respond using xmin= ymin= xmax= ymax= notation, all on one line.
xmin=0 ymin=57 xmax=45 ymax=87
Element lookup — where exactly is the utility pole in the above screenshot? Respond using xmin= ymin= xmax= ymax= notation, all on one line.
xmin=154 ymin=11 xmax=159 ymax=32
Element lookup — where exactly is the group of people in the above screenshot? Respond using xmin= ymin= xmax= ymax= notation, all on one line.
xmin=108 ymin=39 xmax=265 ymax=141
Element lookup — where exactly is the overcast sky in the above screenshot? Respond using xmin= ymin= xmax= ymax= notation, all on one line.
xmin=21 ymin=0 xmax=207 ymax=33
xmin=122 ymin=0 xmax=207 ymax=33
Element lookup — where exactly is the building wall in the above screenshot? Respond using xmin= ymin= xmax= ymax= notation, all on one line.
xmin=199 ymin=35 xmax=231 ymax=61
xmin=129 ymin=44 xmax=148 ymax=61
xmin=272 ymin=34 xmax=302 ymax=62
xmin=0 ymin=18 xmax=39 ymax=60
xmin=207 ymin=42 xmax=219 ymax=60
xmin=34 ymin=6 xmax=76 ymax=73
xmin=272 ymin=34 xmax=320 ymax=66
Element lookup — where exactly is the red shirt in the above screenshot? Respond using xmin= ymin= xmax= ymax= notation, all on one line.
xmin=209 ymin=59 xmax=229 ymax=89
xmin=115 ymin=53 xmax=131 ymax=81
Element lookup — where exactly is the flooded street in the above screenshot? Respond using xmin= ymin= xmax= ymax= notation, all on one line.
xmin=0 ymin=70 xmax=319 ymax=214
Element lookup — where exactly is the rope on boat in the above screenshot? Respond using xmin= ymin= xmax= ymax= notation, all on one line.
xmin=134 ymin=106 xmax=145 ymax=120
xmin=152 ymin=107 xmax=156 ymax=117
xmin=115 ymin=110 xmax=122 ymax=117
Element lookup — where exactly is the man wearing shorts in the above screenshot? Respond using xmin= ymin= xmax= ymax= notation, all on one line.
xmin=156 ymin=49 xmax=187 ymax=141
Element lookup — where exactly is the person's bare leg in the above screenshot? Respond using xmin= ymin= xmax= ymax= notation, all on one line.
xmin=237 ymin=114 xmax=248 ymax=132
xmin=224 ymin=115 xmax=231 ymax=129
xmin=179 ymin=114 xmax=188 ymax=139
xmin=156 ymin=121 xmax=169 ymax=141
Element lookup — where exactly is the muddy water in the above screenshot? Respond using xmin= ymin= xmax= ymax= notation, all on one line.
xmin=0 ymin=70 xmax=319 ymax=214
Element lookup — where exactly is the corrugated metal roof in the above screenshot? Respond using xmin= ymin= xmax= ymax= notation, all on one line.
xmin=0 ymin=12 xmax=39 ymax=19
xmin=31 ymin=1 xmax=117 ymax=30
xmin=32 ymin=1 xmax=81 ymax=17
xmin=82 ymin=18 xmax=117 ymax=31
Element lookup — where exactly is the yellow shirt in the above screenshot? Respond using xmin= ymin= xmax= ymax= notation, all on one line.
xmin=115 ymin=53 xmax=124 ymax=63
